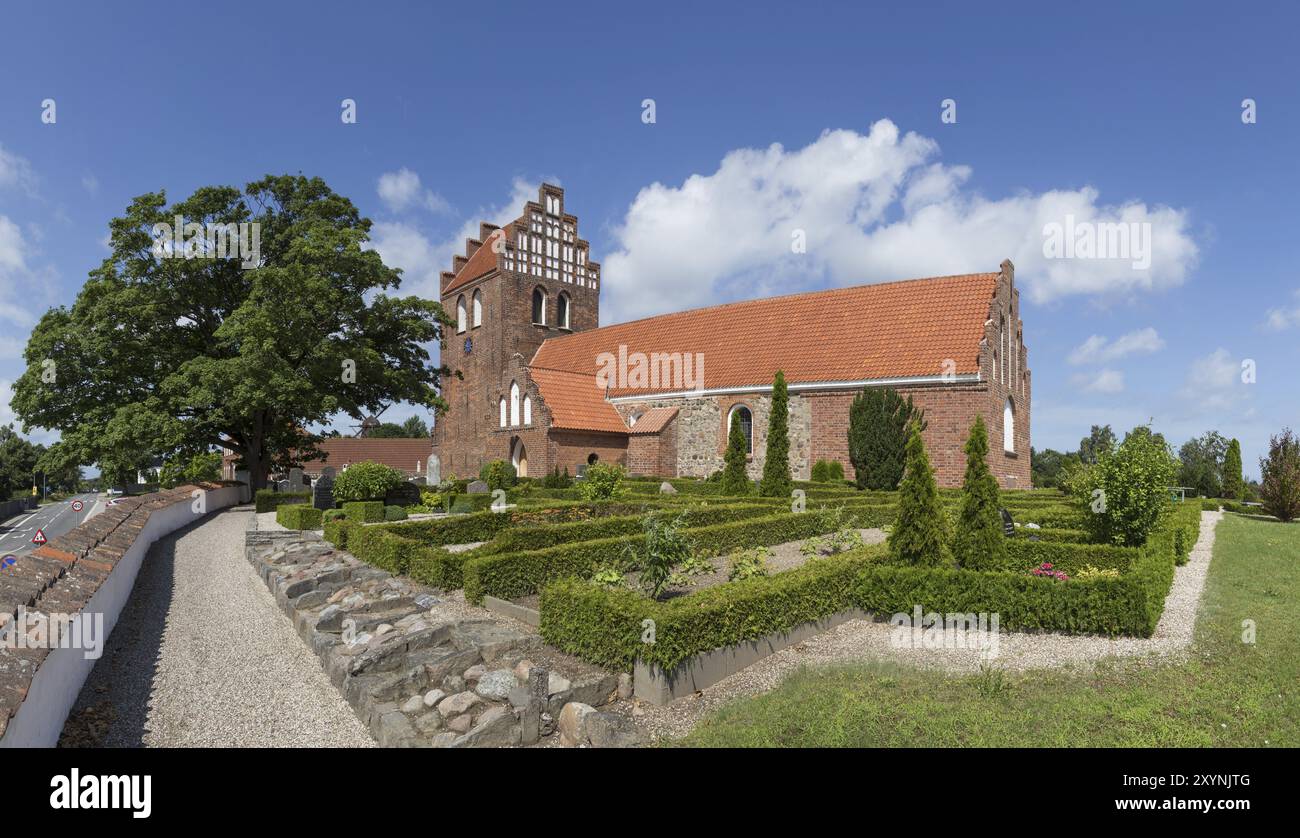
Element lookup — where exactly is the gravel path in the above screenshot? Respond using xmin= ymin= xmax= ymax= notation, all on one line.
xmin=637 ymin=511 xmax=1224 ymax=741
xmin=60 ymin=507 xmax=373 ymax=747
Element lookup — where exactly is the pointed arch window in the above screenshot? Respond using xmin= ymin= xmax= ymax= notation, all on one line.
xmin=532 ymin=287 xmax=547 ymax=325
xmin=523 ymin=396 xmax=532 ymax=425
xmin=499 ymin=397 xmax=507 ymax=428
xmin=510 ymin=382 xmax=521 ymax=426
xmin=557 ymin=292 xmax=571 ymax=329
xmin=472 ymin=289 xmax=482 ymax=328
xmin=456 ymin=295 xmax=467 ymax=333
xmin=1003 ymin=398 xmax=1016 ymax=453
xmin=728 ymin=405 xmax=754 ymax=454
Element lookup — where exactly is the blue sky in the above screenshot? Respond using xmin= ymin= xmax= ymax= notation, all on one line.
xmin=0 ymin=1 xmax=1296 ymax=477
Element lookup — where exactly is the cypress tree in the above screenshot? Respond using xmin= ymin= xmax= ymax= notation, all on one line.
xmin=952 ymin=415 xmax=1006 ymax=569
xmin=759 ymin=370 xmax=792 ymax=497
xmin=888 ymin=422 xmax=948 ymax=565
xmin=848 ymin=387 xmax=926 ymax=490
xmin=721 ymin=411 xmax=751 ymax=495
xmin=1222 ymin=438 xmax=1244 ymax=500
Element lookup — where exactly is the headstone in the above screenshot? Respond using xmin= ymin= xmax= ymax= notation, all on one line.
xmin=288 ymin=467 xmax=305 ymax=492
xmin=384 ymin=481 xmax=422 ymax=507
xmin=427 ymin=453 xmax=441 ymax=486
xmin=659 ymin=481 xmax=677 ymax=495
xmin=276 ymin=480 xmax=290 ymax=493
xmin=312 ymin=467 xmax=336 ymax=512
xmin=466 ymin=480 xmax=489 ymax=494
xmin=999 ymin=508 xmax=1015 ymax=537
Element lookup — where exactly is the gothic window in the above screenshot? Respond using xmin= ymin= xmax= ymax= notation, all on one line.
xmin=728 ymin=405 xmax=754 ymax=454
xmin=456 ymin=295 xmax=467 ymax=333
xmin=472 ymin=289 xmax=482 ymax=328
xmin=523 ymin=396 xmax=532 ymax=425
xmin=1003 ymin=398 xmax=1016 ymax=453
xmin=499 ymin=397 xmax=507 ymax=428
xmin=510 ymin=382 xmax=520 ymax=426
xmin=532 ymin=287 xmax=547 ymax=325
xmin=557 ymin=292 xmax=571 ymax=329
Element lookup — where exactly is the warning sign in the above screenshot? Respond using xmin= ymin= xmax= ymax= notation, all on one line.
xmin=32 ymin=529 xmax=47 ymax=545
xmin=71 ymin=500 xmax=84 ymax=512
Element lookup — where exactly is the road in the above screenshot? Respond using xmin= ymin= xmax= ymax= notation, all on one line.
xmin=0 ymin=492 xmax=100 ymax=559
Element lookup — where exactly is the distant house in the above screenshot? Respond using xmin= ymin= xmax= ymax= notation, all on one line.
xmin=220 ymin=437 xmax=433 ymax=482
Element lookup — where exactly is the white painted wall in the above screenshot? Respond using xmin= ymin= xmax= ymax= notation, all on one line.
xmin=0 ymin=486 xmax=240 ymax=748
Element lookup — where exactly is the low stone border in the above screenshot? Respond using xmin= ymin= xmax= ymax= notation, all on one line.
xmin=245 ymin=524 xmax=641 ymax=747
xmin=483 ymin=595 xmax=540 ymax=628
xmin=0 ymin=483 xmax=241 ymax=747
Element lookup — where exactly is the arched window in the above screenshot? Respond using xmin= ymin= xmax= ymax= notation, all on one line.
xmin=510 ymin=382 xmax=520 ymax=426
xmin=472 ymin=289 xmax=482 ymax=328
xmin=1003 ymin=398 xmax=1015 ymax=453
xmin=499 ymin=397 xmax=507 ymax=428
xmin=587 ymin=452 xmax=600 ymax=466
xmin=456 ymin=295 xmax=467 ymax=333
xmin=532 ymin=287 xmax=547 ymax=325
xmin=523 ymin=396 xmax=532 ymax=425
xmin=557 ymin=292 xmax=571 ymax=329
xmin=728 ymin=405 xmax=753 ymax=454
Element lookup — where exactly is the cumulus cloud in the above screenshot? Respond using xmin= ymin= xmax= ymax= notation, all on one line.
xmin=1068 ymin=327 xmax=1165 ymax=366
xmin=377 ymin=168 xmax=451 ymax=215
xmin=0 ymin=144 xmax=36 ymax=195
xmin=1264 ymin=289 xmax=1300 ymax=331
xmin=1183 ymin=348 xmax=1249 ymax=409
xmin=368 ymin=177 xmax=542 ymax=299
xmin=600 ymin=120 xmax=1198 ymax=322
xmin=1070 ymin=369 xmax=1125 ymax=394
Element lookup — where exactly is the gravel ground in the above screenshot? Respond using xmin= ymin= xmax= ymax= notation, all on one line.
xmin=635 ymin=511 xmax=1224 ymax=741
xmin=60 ymin=506 xmax=373 ymax=747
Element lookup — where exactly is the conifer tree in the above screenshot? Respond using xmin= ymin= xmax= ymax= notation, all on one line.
xmin=721 ymin=411 xmax=752 ymax=495
xmin=888 ymin=422 xmax=948 ymax=565
xmin=1222 ymin=438 xmax=1244 ymax=500
xmin=952 ymin=415 xmax=1006 ymax=569
xmin=848 ymin=387 xmax=925 ymax=489
xmin=759 ymin=370 xmax=793 ymax=497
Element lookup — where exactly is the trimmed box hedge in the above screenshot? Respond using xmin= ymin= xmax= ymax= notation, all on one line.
xmin=276 ymin=503 xmax=323 ymax=530
xmin=342 ymin=501 xmax=385 ymax=523
xmin=255 ymin=489 xmax=310 ymax=513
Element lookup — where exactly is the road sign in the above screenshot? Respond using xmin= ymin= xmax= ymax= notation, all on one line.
xmin=32 ymin=529 xmax=47 ymax=545
xmin=71 ymin=500 xmax=84 ymax=512
xmin=1 ymin=555 xmax=16 ymax=571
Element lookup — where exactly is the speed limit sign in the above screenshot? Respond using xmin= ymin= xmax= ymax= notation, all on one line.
xmin=71 ymin=500 xmax=84 ymax=511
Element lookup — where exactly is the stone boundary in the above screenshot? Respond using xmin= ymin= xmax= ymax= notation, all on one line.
xmin=0 ymin=483 xmax=242 ymax=747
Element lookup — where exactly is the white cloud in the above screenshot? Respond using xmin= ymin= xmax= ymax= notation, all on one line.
xmin=377 ymin=168 xmax=451 ymax=215
xmin=1068 ymin=327 xmax=1165 ymax=365
xmin=368 ymin=177 xmax=542 ymax=299
xmin=1070 ymin=369 xmax=1125 ymax=393
xmin=600 ymin=120 xmax=1198 ymax=322
xmin=81 ymin=174 xmax=99 ymax=196
xmin=1264 ymin=289 xmax=1300 ymax=331
xmin=1183 ymin=348 xmax=1247 ymax=409
xmin=0 ymin=144 xmax=36 ymax=195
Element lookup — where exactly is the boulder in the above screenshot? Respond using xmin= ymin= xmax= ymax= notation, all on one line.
xmin=466 ymin=480 xmax=490 ymax=494
xmin=436 ymin=690 xmax=481 ymax=717
xmin=586 ymin=712 xmax=646 ymax=748
xmin=475 ymin=669 xmax=519 ymax=701
xmin=557 ymin=702 xmax=596 ymax=747
xmin=659 ymin=481 xmax=677 ymax=495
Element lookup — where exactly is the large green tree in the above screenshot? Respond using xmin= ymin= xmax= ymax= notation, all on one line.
xmin=0 ymin=425 xmax=44 ymax=501
xmin=13 ymin=175 xmax=449 ymax=490
xmin=721 ymin=411 xmax=752 ymax=495
xmin=847 ymin=387 xmax=925 ymax=490
xmin=1259 ymin=429 xmax=1300 ymax=522
xmin=1078 ymin=424 xmax=1117 ymax=465
xmin=1177 ymin=430 xmax=1228 ymax=498
xmin=759 ymin=370 xmax=792 ymax=497
xmin=368 ymin=415 xmax=430 ymax=438
xmin=952 ymin=416 xmax=1006 ymax=570
xmin=1222 ymin=438 xmax=1244 ymax=501
xmin=1030 ymin=447 xmax=1081 ymax=489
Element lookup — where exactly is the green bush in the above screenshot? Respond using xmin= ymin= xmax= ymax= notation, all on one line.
xmin=1073 ymin=425 xmax=1179 ymax=546
xmin=323 ymin=508 xmax=346 ymax=521
xmin=848 ymin=386 xmax=924 ymax=490
xmin=889 ymin=423 xmax=948 ymax=566
xmin=332 ymin=461 xmax=404 ymax=502
xmin=578 ymin=462 xmax=627 ymax=501
xmin=324 ymin=517 xmax=357 ymax=548
xmin=720 ymin=411 xmax=752 ymax=495
xmin=1221 ymin=438 xmax=1244 ymax=501
xmin=384 ymin=505 xmax=408 ymax=522
xmin=952 ymin=416 xmax=1007 ymax=570
xmin=342 ymin=500 xmax=385 ymax=523
xmin=759 ymin=371 xmax=793 ymax=498
xmin=811 ymin=460 xmax=845 ymax=482
xmin=254 ymin=489 xmax=310 ymax=513
xmin=541 ymin=467 xmax=573 ymax=489
xmin=479 ymin=459 xmax=518 ymax=491
xmin=1259 ymin=428 xmax=1300 ymax=522
xmin=275 ymin=504 xmax=323 ymax=530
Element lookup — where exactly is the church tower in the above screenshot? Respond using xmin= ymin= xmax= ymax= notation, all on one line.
xmin=432 ymin=184 xmax=602 ymax=477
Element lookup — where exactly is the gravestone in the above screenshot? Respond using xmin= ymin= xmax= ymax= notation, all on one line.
xmin=466 ymin=480 xmax=489 ymax=494
xmin=427 ymin=453 xmax=441 ymax=486
xmin=312 ymin=467 xmax=336 ymax=512
xmin=385 ymin=480 xmax=422 ymax=507
xmin=288 ymin=467 xmax=305 ymax=492
xmin=999 ymin=508 xmax=1015 ymax=537
xmin=276 ymin=480 xmax=290 ymax=493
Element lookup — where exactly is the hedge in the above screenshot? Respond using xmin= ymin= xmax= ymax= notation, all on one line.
xmin=342 ymin=501 xmax=385 ymax=523
xmin=255 ymin=490 xmax=310 ymax=513
xmin=276 ymin=504 xmax=323 ymax=530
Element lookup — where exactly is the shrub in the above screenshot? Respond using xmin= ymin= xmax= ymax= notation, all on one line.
xmin=1222 ymin=439 xmax=1244 ymax=501
xmin=479 ymin=459 xmax=518 ymax=491
xmin=848 ymin=386 xmax=925 ymax=490
xmin=384 ymin=505 xmax=408 ymax=522
xmin=811 ymin=460 xmax=833 ymax=482
xmin=323 ymin=508 xmax=346 ymax=521
xmin=634 ymin=513 xmax=693 ymax=598
xmin=728 ymin=547 xmax=769 ymax=581
xmin=578 ymin=462 xmax=626 ymax=501
xmin=759 ymin=370 xmax=793 ymax=498
xmin=541 ymin=466 xmax=572 ymax=489
xmin=276 ymin=504 xmax=323 ymax=530
xmin=952 ymin=416 xmax=1007 ymax=570
xmin=721 ymin=411 xmax=752 ymax=495
xmin=332 ymin=461 xmax=404 ymax=502
xmin=342 ymin=500 xmax=385 ymax=523
xmin=254 ymin=489 xmax=310 ymax=513
xmin=1073 ymin=425 xmax=1179 ymax=546
xmin=889 ymin=423 xmax=948 ymax=565
xmin=1259 ymin=428 xmax=1300 ymax=522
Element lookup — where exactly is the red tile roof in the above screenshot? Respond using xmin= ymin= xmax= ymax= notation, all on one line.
xmin=628 ymin=407 xmax=678 ymax=434
xmin=307 ymin=438 xmax=433 ymax=477
xmin=444 ymin=227 xmax=507 ymax=296
xmin=528 ymin=366 xmax=629 ymax=434
xmin=530 ymin=272 xmax=998 ymax=396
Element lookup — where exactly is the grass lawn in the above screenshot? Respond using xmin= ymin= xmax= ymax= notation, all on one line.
xmin=678 ymin=513 xmax=1299 ymax=747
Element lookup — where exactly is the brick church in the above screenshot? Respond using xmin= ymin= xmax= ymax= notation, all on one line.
xmin=431 ymin=184 xmax=1030 ymax=488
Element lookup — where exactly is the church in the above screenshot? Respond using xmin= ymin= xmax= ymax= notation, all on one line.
xmin=431 ymin=184 xmax=1030 ymax=488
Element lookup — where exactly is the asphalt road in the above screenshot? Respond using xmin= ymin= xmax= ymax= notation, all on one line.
xmin=0 ymin=492 xmax=100 ymax=559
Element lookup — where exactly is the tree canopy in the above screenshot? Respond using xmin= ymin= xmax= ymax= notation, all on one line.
xmin=12 ymin=175 xmax=449 ymax=489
